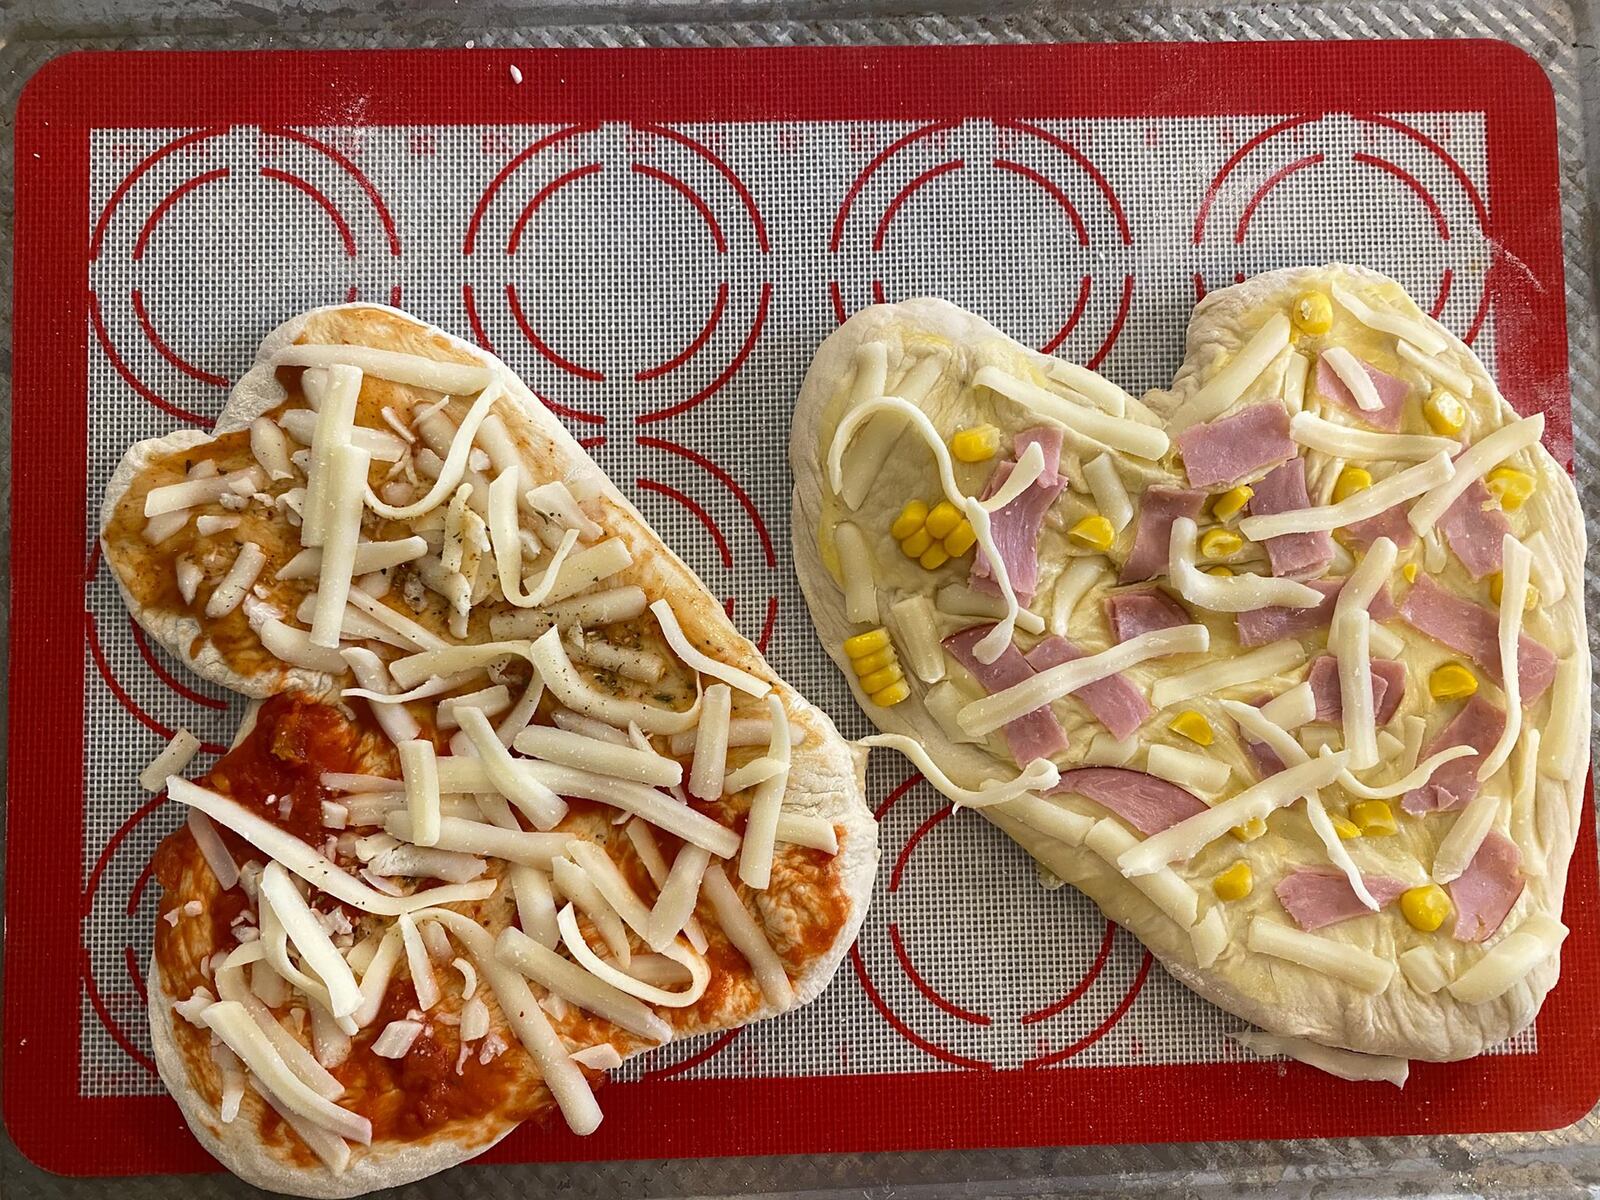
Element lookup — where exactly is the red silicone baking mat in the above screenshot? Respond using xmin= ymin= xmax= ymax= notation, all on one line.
xmin=8 ymin=40 xmax=1599 ymax=1177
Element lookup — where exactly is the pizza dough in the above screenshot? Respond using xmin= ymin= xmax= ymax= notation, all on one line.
xmin=101 ymin=306 xmax=877 ymax=1194
xmin=791 ymin=265 xmax=1588 ymax=1064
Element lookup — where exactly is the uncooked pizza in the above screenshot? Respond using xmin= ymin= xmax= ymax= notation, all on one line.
xmin=791 ymin=264 xmax=1587 ymax=1076
xmin=101 ymin=306 xmax=877 ymax=1196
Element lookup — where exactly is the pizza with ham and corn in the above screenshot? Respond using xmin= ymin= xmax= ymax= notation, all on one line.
xmin=100 ymin=306 xmax=877 ymax=1196
xmin=791 ymin=264 xmax=1587 ymax=1079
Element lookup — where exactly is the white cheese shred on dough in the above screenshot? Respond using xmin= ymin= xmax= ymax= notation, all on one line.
xmin=1406 ymin=414 xmax=1544 ymax=535
xmin=1149 ymin=637 xmax=1304 ymax=711
xmin=1447 ymin=914 xmax=1568 ymax=1004
xmin=650 ymin=600 xmax=770 ymax=698
xmin=1169 ymin=518 xmax=1323 ymax=612
xmin=972 ymin=365 xmax=1170 ymax=460
xmin=832 ymin=520 xmax=880 ymax=625
xmin=700 ymin=864 xmax=795 ymax=1009
xmin=860 ymin=733 xmax=1058 ymax=809
xmin=1084 ymin=817 xmax=1200 ymax=928
xmin=1170 ymin=311 xmax=1290 ymax=433
xmin=1246 ymin=917 xmax=1395 ymax=994
xmin=738 ymin=694 xmax=792 ymax=891
xmin=1118 ymin=752 xmax=1348 ymax=877
xmin=1477 ymin=534 xmax=1530 ymax=782
xmin=961 ymin=623 xmax=1209 ymax=737
xmin=1238 ymin=452 xmax=1455 ymax=541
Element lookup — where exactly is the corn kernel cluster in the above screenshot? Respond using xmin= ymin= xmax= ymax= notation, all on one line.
xmin=892 ymin=499 xmax=976 ymax=570
xmin=842 ymin=628 xmax=909 ymax=707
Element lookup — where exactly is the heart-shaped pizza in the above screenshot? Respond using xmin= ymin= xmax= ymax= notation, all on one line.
xmin=791 ymin=264 xmax=1587 ymax=1071
xmin=100 ymin=306 xmax=876 ymax=1195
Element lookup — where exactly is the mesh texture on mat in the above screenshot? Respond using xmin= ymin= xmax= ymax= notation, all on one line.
xmin=80 ymin=106 xmax=1530 ymax=1096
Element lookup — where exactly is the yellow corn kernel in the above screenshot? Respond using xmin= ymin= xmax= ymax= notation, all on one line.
xmin=1206 ymin=565 xmax=1235 ymax=577
xmin=943 ymin=521 xmax=977 ymax=556
xmin=900 ymin=528 xmax=934 ymax=558
xmin=851 ymin=647 xmax=896 ymax=676
xmin=950 ymin=425 xmax=1000 ymax=463
xmin=1211 ymin=485 xmax=1254 ymax=521
xmin=1403 ymin=562 xmax=1420 ymax=583
xmin=1423 ymin=388 xmax=1467 ymax=436
xmin=1429 ymin=662 xmax=1479 ymax=701
xmin=1330 ymin=815 xmax=1362 ymax=840
xmin=1213 ymin=861 xmax=1255 ymax=901
xmin=1400 ymin=884 xmax=1452 ymax=933
xmin=1332 ymin=465 xmax=1373 ymax=503
xmin=858 ymin=662 xmax=904 ymax=695
xmin=870 ymin=679 xmax=911 ymax=707
xmin=890 ymin=500 xmax=929 ymax=541
xmin=1350 ymin=799 xmax=1397 ymax=837
xmin=1069 ymin=514 xmax=1116 ymax=552
xmin=1169 ymin=710 xmax=1214 ymax=746
xmin=1488 ymin=571 xmax=1539 ymax=610
xmin=1291 ymin=291 xmax=1333 ymax=336
xmin=919 ymin=544 xmax=952 ymax=571
xmin=924 ymin=500 xmax=963 ymax=539
xmin=844 ymin=628 xmax=891 ymax=659
xmin=1230 ymin=816 xmax=1268 ymax=842
xmin=1485 ymin=466 xmax=1535 ymax=512
xmin=1199 ymin=528 xmax=1244 ymax=560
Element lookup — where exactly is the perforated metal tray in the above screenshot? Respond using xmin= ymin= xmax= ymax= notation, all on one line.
xmin=4 ymin=3 xmax=1600 ymax=1197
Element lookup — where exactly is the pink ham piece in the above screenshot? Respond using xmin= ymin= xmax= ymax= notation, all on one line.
xmin=1118 ymin=487 xmax=1207 ymax=584
xmin=1014 ymin=426 xmax=1064 ymax=487
xmin=970 ymin=460 xmax=1067 ymax=604
xmin=1305 ymin=654 xmax=1407 ymax=725
xmin=1049 ymin=767 xmax=1207 ymax=835
xmin=1340 ymin=501 xmax=1419 ymax=552
xmin=1025 ymin=636 xmax=1151 ymax=740
xmin=1401 ymin=694 xmax=1506 ymax=814
xmin=1175 ymin=402 xmax=1295 ymax=488
xmin=1450 ymin=830 xmax=1525 ymax=942
xmin=1234 ymin=579 xmax=1398 ymax=647
xmin=1104 ymin=587 xmax=1191 ymax=643
xmin=1399 ymin=575 xmax=1558 ymax=700
xmin=944 ymin=625 xmax=1068 ymax=767
xmin=1315 ymin=354 xmax=1410 ymax=431
xmin=1275 ymin=869 xmax=1409 ymax=930
xmin=1438 ymin=479 xmax=1511 ymax=580
xmin=1248 ymin=459 xmax=1334 ymax=580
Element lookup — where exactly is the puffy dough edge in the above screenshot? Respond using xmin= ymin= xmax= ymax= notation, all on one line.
xmin=132 ymin=306 xmax=878 ymax=1188
xmin=787 ymin=280 xmax=1588 ymax=1062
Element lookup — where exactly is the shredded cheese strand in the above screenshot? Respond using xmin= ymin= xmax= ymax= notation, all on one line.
xmin=1149 ymin=637 xmax=1304 ymax=711
xmin=1331 ymin=280 xmax=1449 ymax=355
xmin=973 ymin=365 xmax=1170 ymax=459
xmin=650 ymin=599 xmax=770 ymax=697
xmin=979 ymin=441 xmax=1047 ymax=513
xmin=529 ymin=628 xmax=703 ymax=734
xmin=1169 ymin=518 xmax=1323 ymax=612
xmin=1477 ymin=534 xmax=1530 ymax=781
xmin=362 ymin=382 xmax=504 ymax=519
xmin=1239 ymin=452 xmax=1455 ymax=541
xmin=738 ymin=694 xmax=792 ymax=890
xmin=1407 ymin=414 xmax=1544 ymax=534
xmin=1170 ymin=311 xmax=1291 ymax=433
xmin=1232 ymin=1031 xmax=1409 ymax=1088
xmin=960 ymin=623 xmax=1209 ymax=738
xmin=859 ymin=734 xmax=1059 ymax=808
xmin=1289 ymin=411 xmax=1455 ymax=462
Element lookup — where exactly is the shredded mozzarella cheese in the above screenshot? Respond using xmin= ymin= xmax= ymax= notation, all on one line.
xmin=1170 ymin=311 xmax=1291 ymax=433
xmin=1247 ymin=917 xmax=1395 ymax=993
xmin=1289 ymin=411 xmax=1455 ymax=462
xmin=1407 ymin=414 xmax=1544 ymax=535
xmin=973 ymin=366 xmax=1170 ymax=459
xmin=1239 ymin=452 xmax=1455 ymax=540
xmin=1169 ymin=518 xmax=1323 ymax=612
xmin=860 ymin=734 xmax=1058 ymax=808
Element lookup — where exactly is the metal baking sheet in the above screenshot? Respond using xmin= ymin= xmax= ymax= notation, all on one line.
xmin=4 ymin=5 xmax=1600 ymax=1199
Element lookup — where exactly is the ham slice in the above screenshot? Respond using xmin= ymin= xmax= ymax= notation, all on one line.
xmin=1315 ymin=354 xmax=1410 ymax=431
xmin=970 ymin=460 xmax=1067 ymax=604
xmin=1104 ymin=587 xmax=1192 ymax=643
xmin=1014 ymin=426 xmax=1064 ymax=487
xmin=1399 ymin=575 xmax=1557 ymax=700
xmin=1438 ymin=479 xmax=1511 ymax=580
xmin=1176 ymin=403 xmax=1295 ymax=489
xmin=1340 ymin=500 xmax=1419 ymax=552
xmin=1449 ymin=830 xmax=1525 ymax=942
xmin=1025 ymin=636 xmax=1151 ymax=740
xmin=1275 ymin=868 xmax=1409 ymax=930
xmin=1235 ymin=578 xmax=1396 ymax=647
xmin=1118 ymin=487 xmax=1206 ymax=584
xmin=1401 ymin=694 xmax=1506 ymax=814
xmin=944 ymin=625 xmax=1068 ymax=766
xmin=1306 ymin=654 xmax=1406 ymax=725
xmin=1248 ymin=459 xmax=1334 ymax=580
xmin=1049 ymin=767 xmax=1207 ymax=835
